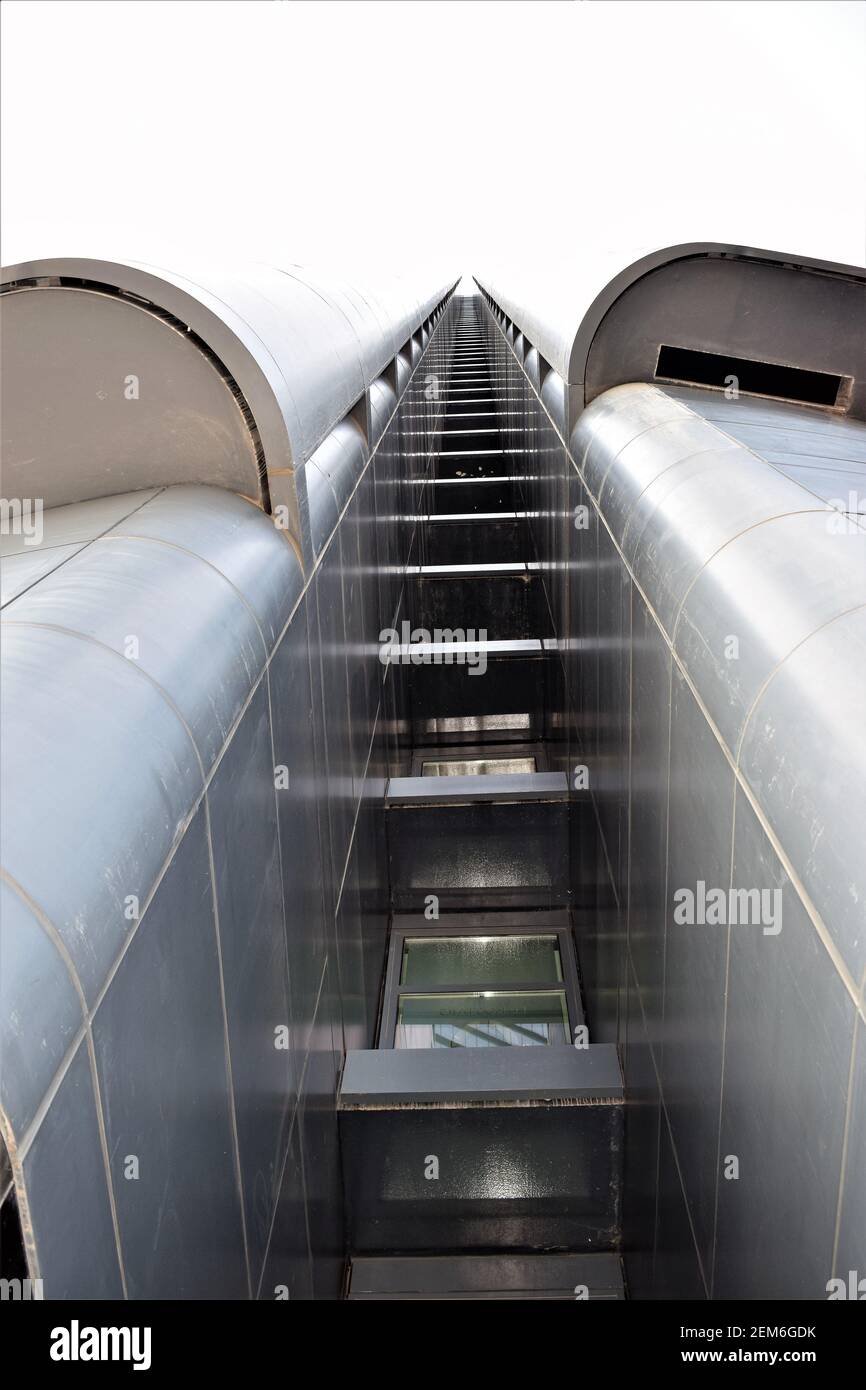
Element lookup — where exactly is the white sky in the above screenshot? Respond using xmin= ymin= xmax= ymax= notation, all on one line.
xmin=2 ymin=0 xmax=865 ymax=282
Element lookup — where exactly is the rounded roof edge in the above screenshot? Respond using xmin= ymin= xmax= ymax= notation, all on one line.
xmin=0 ymin=256 xmax=458 ymax=478
xmin=475 ymin=242 xmax=866 ymax=387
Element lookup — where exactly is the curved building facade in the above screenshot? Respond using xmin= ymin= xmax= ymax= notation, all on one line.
xmin=1 ymin=244 xmax=864 ymax=1301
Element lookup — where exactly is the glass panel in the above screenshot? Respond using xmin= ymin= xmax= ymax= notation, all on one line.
xmin=401 ymin=934 xmax=562 ymax=986
xmin=420 ymin=757 xmax=536 ymax=776
xmin=395 ymin=991 xmax=569 ymax=1048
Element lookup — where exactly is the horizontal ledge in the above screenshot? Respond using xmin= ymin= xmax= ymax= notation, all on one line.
xmin=407 ymin=449 xmax=508 ymax=457
xmin=408 ymin=562 xmax=530 ymax=575
xmin=413 ymin=563 xmax=538 ymax=576
xmin=419 ymin=477 xmax=524 ymax=487
xmin=386 ymin=637 xmax=543 ymax=658
xmin=391 ymin=907 xmax=571 ymax=930
xmin=422 ymin=511 xmax=522 ymax=521
xmin=385 ymin=770 xmax=569 ymax=804
xmin=348 ymin=1253 xmax=624 ymax=1299
xmin=339 ymin=1043 xmax=623 ymax=1106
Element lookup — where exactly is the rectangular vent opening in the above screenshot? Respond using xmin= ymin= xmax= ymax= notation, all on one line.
xmin=655 ymin=344 xmax=848 ymax=409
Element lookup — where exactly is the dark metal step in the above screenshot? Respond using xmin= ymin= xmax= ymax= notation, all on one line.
xmin=386 ymin=775 xmax=570 ymax=910
xmin=347 ymin=1253 xmax=625 ymax=1299
xmin=411 ymin=567 xmax=550 ymax=641
xmin=422 ymin=515 xmax=526 ymax=564
xmin=339 ymin=1044 xmax=623 ymax=1255
xmin=425 ymin=477 xmax=518 ymax=513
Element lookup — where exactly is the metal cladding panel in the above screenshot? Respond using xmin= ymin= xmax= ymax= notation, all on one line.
xmin=301 ymin=458 xmax=340 ymax=561
xmin=91 ymin=808 xmax=248 ymax=1299
xmin=627 ymin=594 xmax=671 ymax=1014
xmin=369 ymin=376 xmax=397 ymax=449
xmin=281 ymin=266 xmax=400 ymax=386
xmin=298 ymin=959 xmax=345 ymax=1300
xmin=836 ymin=1016 xmax=866 ymax=1285
xmin=394 ymin=350 xmax=411 ymax=394
xmin=540 ymin=366 xmax=567 ymax=435
xmin=0 ymin=622 xmax=202 ymax=1006
xmin=1 ymin=541 xmax=99 ymax=607
xmin=476 ymin=243 xmax=866 ymax=417
xmin=663 ymin=668 xmax=736 ymax=1272
xmin=663 ymin=384 xmax=866 ymax=513
xmin=571 ymin=383 xmax=690 ymax=495
xmin=203 ymin=679 xmax=297 ymax=1285
xmin=312 ymin=542 xmax=354 ymax=891
xmin=713 ymin=787 xmax=855 ymax=1300
xmin=663 ymin=384 xmax=866 ymax=443
xmin=676 ymin=512 xmax=866 ymax=755
xmin=524 ymin=346 xmax=541 ymax=390
xmin=739 ymin=608 xmax=866 ymax=984
xmin=190 ymin=262 xmax=369 ymax=460
xmin=21 ymin=1040 xmax=125 ymax=1299
xmin=267 ymin=600 xmax=329 ymax=1060
xmin=307 ymin=417 xmax=368 ymax=521
xmin=0 ymin=880 xmax=83 ymax=1138
xmin=106 ymin=485 xmax=302 ymax=648
xmin=3 ymin=537 xmax=266 ymax=771
xmin=597 ymin=413 xmax=737 ymax=536
xmin=0 ymin=490 xmax=169 ymax=606
xmin=625 ymin=447 xmax=831 ymax=633
xmin=259 ymin=1113 xmax=311 ymax=1301
xmin=0 ymin=488 xmax=158 ymax=553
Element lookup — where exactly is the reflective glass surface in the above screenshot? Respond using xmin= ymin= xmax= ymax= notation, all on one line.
xmin=395 ymin=990 xmax=569 ymax=1048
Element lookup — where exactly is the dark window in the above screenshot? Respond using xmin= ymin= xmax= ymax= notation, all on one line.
xmin=655 ymin=344 xmax=848 ymax=408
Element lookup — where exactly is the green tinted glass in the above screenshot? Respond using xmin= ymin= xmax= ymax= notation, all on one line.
xmin=401 ymin=934 xmax=562 ymax=986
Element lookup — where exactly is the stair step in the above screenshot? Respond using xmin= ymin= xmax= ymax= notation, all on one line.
xmin=408 ymin=561 xmax=528 ymax=575
xmin=386 ymin=635 xmax=543 ymax=660
xmin=340 ymin=1043 xmax=620 ymax=1105
xmin=433 ymin=455 xmax=514 ymax=479
xmin=387 ymin=789 xmax=569 ymax=909
xmin=423 ymin=478 xmax=519 ymax=513
xmin=390 ymin=631 xmax=562 ymax=744
xmin=423 ymin=516 xmax=525 ymax=565
xmin=338 ymin=1044 xmax=623 ymax=1254
xmin=347 ymin=1253 xmax=625 ymax=1300
xmin=386 ymin=771 xmax=568 ymax=804
xmin=412 ymin=570 xmax=550 ymax=641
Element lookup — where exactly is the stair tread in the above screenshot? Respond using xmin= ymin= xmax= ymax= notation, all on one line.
xmin=386 ymin=770 xmax=568 ymax=803
xmin=339 ymin=1041 xmax=623 ymax=1107
xmin=347 ymin=1253 xmax=625 ymax=1300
